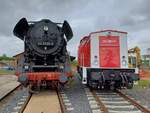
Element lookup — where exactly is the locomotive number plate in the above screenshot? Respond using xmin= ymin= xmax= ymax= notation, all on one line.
xmin=37 ymin=42 xmax=54 ymax=46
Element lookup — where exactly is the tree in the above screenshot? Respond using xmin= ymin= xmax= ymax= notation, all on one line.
xmin=0 ymin=54 xmax=14 ymax=61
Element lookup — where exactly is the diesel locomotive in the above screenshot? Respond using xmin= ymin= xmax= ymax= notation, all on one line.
xmin=13 ymin=18 xmax=73 ymax=91
xmin=77 ymin=30 xmax=139 ymax=90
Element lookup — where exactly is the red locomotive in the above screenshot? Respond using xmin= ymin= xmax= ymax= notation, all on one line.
xmin=77 ymin=30 xmax=139 ymax=89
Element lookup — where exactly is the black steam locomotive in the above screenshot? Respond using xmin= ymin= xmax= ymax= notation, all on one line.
xmin=13 ymin=18 xmax=73 ymax=89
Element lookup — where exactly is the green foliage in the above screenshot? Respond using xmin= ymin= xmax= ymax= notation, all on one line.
xmin=142 ymin=60 xmax=150 ymax=66
xmin=134 ymin=80 xmax=150 ymax=88
xmin=0 ymin=70 xmax=15 ymax=75
xmin=0 ymin=54 xmax=14 ymax=61
xmin=71 ymin=60 xmax=78 ymax=67
xmin=138 ymin=80 xmax=150 ymax=86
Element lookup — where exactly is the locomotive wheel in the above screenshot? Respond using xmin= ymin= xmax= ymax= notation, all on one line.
xmin=51 ymin=81 xmax=60 ymax=90
xmin=28 ymin=84 xmax=38 ymax=94
xmin=110 ymin=85 xmax=115 ymax=90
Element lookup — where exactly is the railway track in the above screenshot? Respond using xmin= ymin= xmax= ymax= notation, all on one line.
xmin=0 ymin=83 xmax=21 ymax=111
xmin=0 ymin=84 xmax=21 ymax=102
xmin=18 ymin=90 xmax=68 ymax=113
xmin=85 ymin=88 xmax=150 ymax=113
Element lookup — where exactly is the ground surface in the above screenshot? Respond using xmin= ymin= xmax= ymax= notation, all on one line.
xmin=0 ymin=70 xmax=15 ymax=75
xmin=123 ymin=70 xmax=150 ymax=110
xmin=0 ymin=75 xmax=19 ymax=99
xmin=0 ymin=88 xmax=28 ymax=113
xmin=0 ymin=75 xmax=17 ymax=85
xmin=23 ymin=91 xmax=61 ymax=113
xmin=122 ymin=87 xmax=150 ymax=109
xmin=0 ymin=74 xmax=150 ymax=113
xmin=140 ymin=70 xmax=150 ymax=80
xmin=0 ymin=75 xmax=28 ymax=113
xmin=62 ymin=73 xmax=92 ymax=113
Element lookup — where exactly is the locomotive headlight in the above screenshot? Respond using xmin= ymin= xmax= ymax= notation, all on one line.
xmin=60 ymin=65 xmax=64 ymax=70
xmin=122 ymin=60 xmax=127 ymax=66
xmin=94 ymin=56 xmax=98 ymax=65
xmin=24 ymin=65 xmax=29 ymax=70
xmin=122 ymin=56 xmax=127 ymax=67
xmin=43 ymin=25 xmax=48 ymax=31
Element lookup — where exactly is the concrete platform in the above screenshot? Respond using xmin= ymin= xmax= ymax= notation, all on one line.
xmin=23 ymin=91 xmax=61 ymax=113
xmin=0 ymin=75 xmax=20 ymax=100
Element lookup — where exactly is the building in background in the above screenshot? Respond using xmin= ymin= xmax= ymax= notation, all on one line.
xmin=147 ymin=48 xmax=150 ymax=55
xmin=141 ymin=48 xmax=150 ymax=69
xmin=13 ymin=52 xmax=24 ymax=71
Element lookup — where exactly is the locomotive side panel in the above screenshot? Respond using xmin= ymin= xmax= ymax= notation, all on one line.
xmin=83 ymin=38 xmax=90 ymax=67
xmin=78 ymin=37 xmax=90 ymax=67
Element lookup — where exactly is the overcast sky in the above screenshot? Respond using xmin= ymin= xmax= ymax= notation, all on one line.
xmin=0 ymin=0 xmax=150 ymax=56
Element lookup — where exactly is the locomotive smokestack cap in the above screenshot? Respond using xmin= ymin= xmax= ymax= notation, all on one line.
xmin=62 ymin=20 xmax=73 ymax=41
xmin=13 ymin=18 xmax=29 ymax=40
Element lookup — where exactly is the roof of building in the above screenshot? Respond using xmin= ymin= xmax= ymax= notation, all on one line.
xmin=142 ymin=54 xmax=150 ymax=58
xmin=13 ymin=52 xmax=24 ymax=57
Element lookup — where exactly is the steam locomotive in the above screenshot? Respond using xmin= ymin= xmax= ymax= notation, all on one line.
xmin=13 ymin=18 xmax=73 ymax=91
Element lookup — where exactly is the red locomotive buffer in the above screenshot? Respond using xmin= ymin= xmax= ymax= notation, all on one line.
xmin=77 ymin=30 xmax=139 ymax=89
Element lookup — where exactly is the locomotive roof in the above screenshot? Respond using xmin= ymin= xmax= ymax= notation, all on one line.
xmin=80 ymin=29 xmax=127 ymax=43
xmin=89 ymin=29 xmax=127 ymax=35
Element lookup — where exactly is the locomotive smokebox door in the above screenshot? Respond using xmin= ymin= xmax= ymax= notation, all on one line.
xmin=13 ymin=18 xmax=29 ymax=40
xmin=62 ymin=20 xmax=73 ymax=41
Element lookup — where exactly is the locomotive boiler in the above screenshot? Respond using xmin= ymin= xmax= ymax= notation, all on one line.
xmin=13 ymin=18 xmax=73 ymax=91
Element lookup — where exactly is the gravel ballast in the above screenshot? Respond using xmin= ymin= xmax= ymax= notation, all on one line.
xmin=122 ymin=88 xmax=150 ymax=109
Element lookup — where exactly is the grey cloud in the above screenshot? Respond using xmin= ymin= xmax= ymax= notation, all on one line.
xmin=0 ymin=0 xmax=149 ymax=56
xmin=117 ymin=0 xmax=150 ymax=31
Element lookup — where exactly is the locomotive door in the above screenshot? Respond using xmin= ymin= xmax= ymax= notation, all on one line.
xmin=99 ymin=36 xmax=120 ymax=68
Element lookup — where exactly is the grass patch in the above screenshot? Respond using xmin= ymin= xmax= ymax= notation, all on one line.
xmin=134 ymin=80 xmax=150 ymax=88
xmin=0 ymin=70 xmax=15 ymax=75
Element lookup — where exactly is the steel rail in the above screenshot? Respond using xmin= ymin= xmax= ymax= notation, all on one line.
xmin=18 ymin=93 xmax=32 ymax=113
xmin=116 ymin=89 xmax=150 ymax=113
xmin=91 ymin=90 xmax=109 ymax=113
xmin=57 ymin=90 xmax=68 ymax=113
xmin=0 ymin=84 xmax=21 ymax=101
